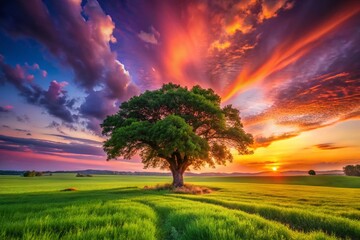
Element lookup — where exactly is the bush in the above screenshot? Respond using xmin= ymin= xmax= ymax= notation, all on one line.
xmin=76 ymin=173 xmax=93 ymax=177
xmin=308 ymin=170 xmax=316 ymax=175
xmin=144 ymin=184 xmax=212 ymax=194
xmin=343 ymin=165 xmax=360 ymax=176
xmin=61 ymin=187 xmax=77 ymax=191
xmin=23 ymin=170 xmax=42 ymax=177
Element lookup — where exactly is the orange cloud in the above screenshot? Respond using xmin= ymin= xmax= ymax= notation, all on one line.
xmin=159 ymin=3 xmax=209 ymax=88
xmin=253 ymin=132 xmax=300 ymax=148
xmin=210 ymin=40 xmax=231 ymax=51
xmin=242 ymin=72 xmax=360 ymax=148
xmin=258 ymin=0 xmax=291 ymax=22
xmin=314 ymin=143 xmax=349 ymax=150
xmin=222 ymin=3 xmax=360 ymax=102
xmin=225 ymin=14 xmax=254 ymax=35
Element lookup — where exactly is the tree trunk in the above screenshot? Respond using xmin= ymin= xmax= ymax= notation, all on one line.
xmin=171 ymin=168 xmax=184 ymax=187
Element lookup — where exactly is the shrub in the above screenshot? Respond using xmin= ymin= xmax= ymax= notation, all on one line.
xmin=144 ymin=184 xmax=212 ymax=194
xmin=76 ymin=173 xmax=93 ymax=177
xmin=61 ymin=187 xmax=77 ymax=191
xmin=23 ymin=170 xmax=42 ymax=177
xmin=308 ymin=170 xmax=316 ymax=175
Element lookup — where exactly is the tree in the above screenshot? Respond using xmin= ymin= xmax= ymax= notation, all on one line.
xmin=23 ymin=170 xmax=42 ymax=177
xmin=101 ymin=83 xmax=253 ymax=187
xmin=308 ymin=170 xmax=316 ymax=175
xmin=23 ymin=170 xmax=36 ymax=177
xmin=343 ymin=165 xmax=360 ymax=176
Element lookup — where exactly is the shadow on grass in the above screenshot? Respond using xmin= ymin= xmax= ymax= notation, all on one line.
xmin=0 ymin=186 xmax=166 ymax=205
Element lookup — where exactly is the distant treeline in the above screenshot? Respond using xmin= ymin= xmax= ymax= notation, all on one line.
xmin=0 ymin=169 xmax=345 ymax=176
xmin=0 ymin=170 xmax=173 ymax=176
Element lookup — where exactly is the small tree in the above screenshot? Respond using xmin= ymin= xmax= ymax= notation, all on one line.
xmin=23 ymin=170 xmax=43 ymax=177
xmin=308 ymin=170 xmax=316 ymax=175
xmin=23 ymin=170 xmax=36 ymax=177
xmin=343 ymin=165 xmax=360 ymax=176
xmin=101 ymin=83 xmax=253 ymax=187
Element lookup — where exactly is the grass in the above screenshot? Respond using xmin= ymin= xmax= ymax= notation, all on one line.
xmin=0 ymin=174 xmax=359 ymax=239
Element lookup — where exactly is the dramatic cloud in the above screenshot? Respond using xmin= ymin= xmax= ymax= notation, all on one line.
xmin=0 ymin=134 xmax=104 ymax=156
xmin=0 ymin=57 xmax=77 ymax=123
xmin=222 ymin=1 xmax=360 ymax=101
xmin=0 ymin=0 xmax=138 ymax=133
xmin=0 ymin=0 xmax=359 ymax=171
xmin=245 ymin=72 xmax=360 ymax=138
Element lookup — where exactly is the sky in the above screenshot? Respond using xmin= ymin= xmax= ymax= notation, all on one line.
xmin=0 ymin=0 xmax=359 ymax=173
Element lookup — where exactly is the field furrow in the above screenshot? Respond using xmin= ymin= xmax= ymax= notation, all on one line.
xmin=135 ymin=195 xmax=337 ymax=240
xmin=169 ymin=194 xmax=360 ymax=239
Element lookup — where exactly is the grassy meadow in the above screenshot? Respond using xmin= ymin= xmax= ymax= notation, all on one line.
xmin=0 ymin=174 xmax=359 ymax=240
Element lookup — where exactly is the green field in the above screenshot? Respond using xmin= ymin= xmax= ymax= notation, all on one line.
xmin=0 ymin=175 xmax=359 ymax=240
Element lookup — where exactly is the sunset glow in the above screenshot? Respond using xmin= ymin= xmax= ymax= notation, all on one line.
xmin=0 ymin=0 xmax=359 ymax=173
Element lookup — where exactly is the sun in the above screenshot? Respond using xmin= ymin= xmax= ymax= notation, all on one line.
xmin=272 ymin=166 xmax=278 ymax=171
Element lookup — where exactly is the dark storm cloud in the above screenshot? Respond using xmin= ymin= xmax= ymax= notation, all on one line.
xmin=0 ymin=0 xmax=138 ymax=133
xmin=0 ymin=57 xmax=77 ymax=123
xmin=0 ymin=134 xmax=104 ymax=156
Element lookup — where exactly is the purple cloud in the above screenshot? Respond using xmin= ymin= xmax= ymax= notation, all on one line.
xmin=0 ymin=0 xmax=139 ymax=133
xmin=16 ymin=114 xmax=30 ymax=123
xmin=0 ymin=57 xmax=77 ymax=123
xmin=0 ymin=134 xmax=104 ymax=156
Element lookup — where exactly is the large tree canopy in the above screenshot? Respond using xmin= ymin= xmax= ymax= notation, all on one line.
xmin=101 ymin=83 xmax=253 ymax=187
